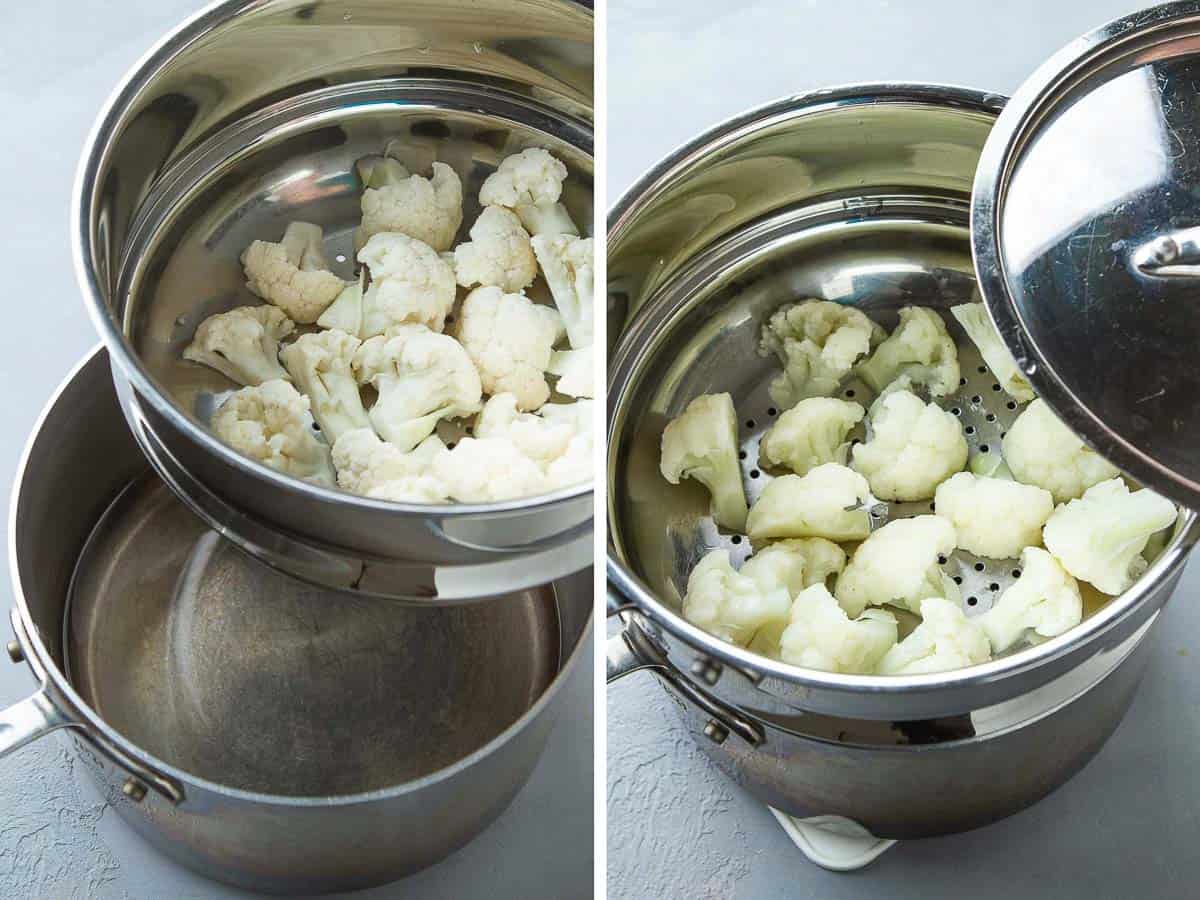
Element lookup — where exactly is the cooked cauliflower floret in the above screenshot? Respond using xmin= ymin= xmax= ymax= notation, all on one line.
xmin=779 ymin=585 xmax=898 ymax=674
xmin=680 ymin=549 xmax=791 ymax=646
xmin=745 ymin=463 xmax=872 ymax=543
xmin=877 ymin=596 xmax=991 ymax=675
xmin=758 ymin=397 xmax=865 ymax=476
xmin=453 ymin=206 xmax=538 ymax=293
xmin=516 ymin=201 xmax=579 ymax=237
xmin=933 ymin=472 xmax=1054 ymax=559
xmin=1042 ymin=478 xmax=1178 ymax=594
xmin=743 ymin=538 xmax=848 ymax=659
xmin=531 ymin=233 xmax=594 ymax=350
xmin=353 ymin=324 xmax=482 ymax=451
xmin=183 ymin=305 xmax=294 ymax=386
xmin=478 ymin=148 xmax=568 ymax=209
xmin=835 ymin=515 xmax=959 ymax=617
xmin=978 ymin=547 xmax=1082 ymax=652
xmin=759 ymin=300 xmax=881 ymax=408
xmin=857 ymin=306 xmax=960 ymax=398
xmin=280 ymin=329 xmax=371 ymax=444
xmin=212 ymin=379 xmax=334 ymax=485
xmin=431 ymin=437 xmax=549 ymax=502
xmin=851 ymin=388 xmax=967 ymax=501
xmin=241 ymin=222 xmax=344 ymax=324
xmin=660 ymin=393 xmax=748 ymax=532
xmin=360 ymin=161 xmax=463 ymax=251
xmin=950 ymin=302 xmax=1035 ymax=401
xmin=1002 ymin=399 xmax=1119 ymax=503
xmin=547 ymin=346 xmax=593 ymax=399
xmin=331 ymin=428 xmax=449 ymax=503
xmin=453 ymin=287 xmax=564 ymax=411
xmin=475 ymin=393 xmax=575 ymax=465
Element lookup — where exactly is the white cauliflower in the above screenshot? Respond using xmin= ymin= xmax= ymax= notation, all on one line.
xmin=353 ymin=324 xmax=482 ymax=451
xmin=680 ymin=549 xmax=791 ymax=646
xmin=453 ymin=287 xmax=564 ymax=411
xmin=431 ymin=437 xmax=548 ymax=502
xmin=183 ymin=305 xmax=294 ymax=385
xmin=475 ymin=393 xmax=575 ymax=464
xmin=877 ymin=596 xmax=991 ymax=675
xmin=659 ymin=393 xmax=748 ymax=532
xmin=742 ymin=538 xmax=847 ymax=659
xmin=531 ymin=233 xmax=594 ymax=350
xmin=478 ymin=148 xmax=568 ymax=209
xmin=360 ymin=161 xmax=463 ymax=251
xmin=857 ymin=306 xmax=960 ymax=398
xmin=325 ymin=232 xmax=457 ymax=337
xmin=516 ymin=201 xmax=579 ymax=237
xmin=453 ymin=206 xmax=538 ymax=293
xmin=851 ymin=388 xmax=967 ymax=501
xmin=950 ymin=302 xmax=1035 ymax=401
xmin=835 ymin=515 xmax=959 ymax=617
xmin=759 ymin=300 xmax=881 ymax=408
xmin=540 ymin=400 xmax=594 ymax=490
xmin=1002 ymin=399 xmax=1120 ymax=503
xmin=757 ymin=397 xmax=865 ymax=476
xmin=933 ymin=472 xmax=1054 ymax=559
xmin=211 ymin=379 xmax=334 ymax=485
xmin=331 ymin=428 xmax=449 ymax=503
xmin=241 ymin=222 xmax=345 ymax=324
xmin=547 ymin=346 xmax=593 ymax=399
xmin=978 ymin=547 xmax=1082 ymax=652
xmin=1042 ymin=478 xmax=1178 ymax=594
xmin=745 ymin=463 xmax=872 ymax=543
xmin=779 ymin=585 xmax=898 ymax=674
xmin=279 ymin=329 xmax=371 ymax=444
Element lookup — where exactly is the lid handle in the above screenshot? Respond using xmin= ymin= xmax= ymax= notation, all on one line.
xmin=1132 ymin=227 xmax=1200 ymax=277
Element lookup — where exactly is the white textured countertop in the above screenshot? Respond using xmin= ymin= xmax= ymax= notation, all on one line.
xmin=607 ymin=1 xmax=1200 ymax=898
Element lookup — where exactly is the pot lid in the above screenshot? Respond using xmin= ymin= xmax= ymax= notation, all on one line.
xmin=973 ymin=1 xmax=1200 ymax=510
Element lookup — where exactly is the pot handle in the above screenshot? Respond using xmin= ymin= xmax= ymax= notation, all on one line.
xmin=607 ymin=594 xmax=764 ymax=747
xmin=0 ymin=688 xmax=70 ymax=757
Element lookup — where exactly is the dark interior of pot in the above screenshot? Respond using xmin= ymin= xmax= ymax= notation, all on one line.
xmin=14 ymin=351 xmax=590 ymax=796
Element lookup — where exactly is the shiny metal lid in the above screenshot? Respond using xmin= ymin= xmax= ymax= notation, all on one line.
xmin=973 ymin=1 xmax=1200 ymax=509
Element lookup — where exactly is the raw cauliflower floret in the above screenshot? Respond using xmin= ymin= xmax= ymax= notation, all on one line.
xmin=320 ymin=232 xmax=456 ymax=337
xmin=547 ymin=346 xmax=593 ymax=399
xmin=978 ymin=547 xmax=1082 ymax=652
xmin=531 ymin=234 xmax=594 ymax=350
xmin=453 ymin=206 xmax=538 ymax=293
xmin=1002 ymin=399 xmax=1119 ymax=503
xmin=851 ymin=388 xmax=967 ymax=501
xmin=516 ymin=202 xmax=579 ymax=237
xmin=331 ymin=428 xmax=449 ymax=503
xmin=212 ymin=379 xmax=334 ymax=485
xmin=877 ymin=596 xmax=991 ymax=675
xmin=759 ymin=300 xmax=881 ymax=408
xmin=857 ymin=306 xmax=960 ymax=398
xmin=779 ymin=585 xmax=898 ymax=674
xmin=183 ymin=305 xmax=294 ymax=386
xmin=360 ymin=160 xmax=463 ymax=251
xmin=680 ymin=549 xmax=791 ymax=646
xmin=659 ymin=393 xmax=748 ymax=531
xmin=540 ymin=400 xmax=594 ymax=489
xmin=353 ymin=324 xmax=482 ymax=451
xmin=478 ymin=148 xmax=568 ymax=209
xmin=279 ymin=329 xmax=371 ymax=444
xmin=453 ymin=287 xmax=564 ymax=411
xmin=743 ymin=538 xmax=848 ymax=659
xmin=475 ymin=393 xmax=575 ymax=464
xmin=1042 ymin=478 xmax=1178 ymax=594
xmin=933 ymin=472 xmax=1054 ymax=559
xmin=746 ymin=463 xmax=872 ymax=543
xmin=757 ymin=397 xmax=865 ymax=476
xmin=950 ymin=302 xmax=1035 ymax=401
xmin=241 ymin=222 xmax=345 ymax=324
xmin=835 ymin=515 xmax=959 ymax=617
xmin=431 ymin=437 xmax=548 ymax=502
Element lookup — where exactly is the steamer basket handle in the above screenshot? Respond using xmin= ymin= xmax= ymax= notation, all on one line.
xmin=0 ymin=688 xmax=70 ymax=758
xmin=606 ymin=591 xmax=764 ymax=747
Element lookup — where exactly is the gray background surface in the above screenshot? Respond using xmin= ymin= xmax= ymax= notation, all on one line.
xmin=607 ymin=1 xmax=1200 ymax=898
xmin=0 ymin=2 xmax=592 ymax=898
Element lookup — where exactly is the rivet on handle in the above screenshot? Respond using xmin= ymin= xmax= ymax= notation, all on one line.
xmin=5 ymin=641 xmax=22 ymax=663
xmin=702 ymin=720 xmax=730 ymax=744
xmin=122 ymin=778 xmax=148 ymax=803
xmin=690 ymin=657 xmax=722 ymax=685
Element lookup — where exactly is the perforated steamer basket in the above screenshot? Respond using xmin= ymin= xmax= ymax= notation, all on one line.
xmin=606 ymin=84 xmax=1200 ymax=836
xmin=73 ymin=0 xmax=594 ymax=601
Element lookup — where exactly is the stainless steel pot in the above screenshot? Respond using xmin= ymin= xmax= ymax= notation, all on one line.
xmin=606 ymin=84 xmax=1199 ymax=836
xmin=73 ymin=0 xmax=594 ymax=601
xmin=0 ymin=347 xmax=592 ymax=894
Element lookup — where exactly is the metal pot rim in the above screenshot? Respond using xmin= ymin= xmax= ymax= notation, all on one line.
xmin=9 ymin=347 xmax=594 ymax=807
xmin=71 ymin=0 xmax=593 ymax=521
xmin=606 ymin=81 xmax=1200 ymax=699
